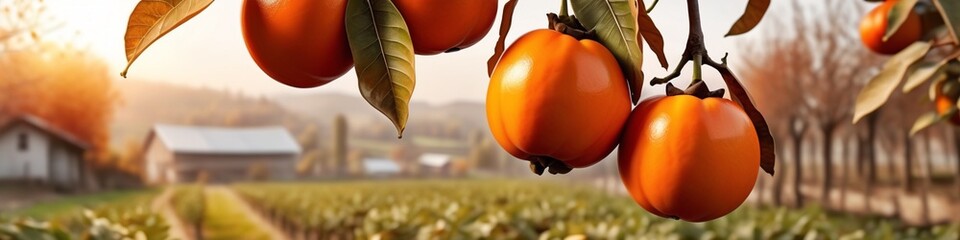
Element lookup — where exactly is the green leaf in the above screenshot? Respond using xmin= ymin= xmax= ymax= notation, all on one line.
xmin=725 ymin=0 xmax=771 ymax=36
xmin=902 ymin=60 xmax=946 ymax=93
xmin=934 ymin=0 xmax=960 ymax=44
xmin=852 ymin=42 xmax=931 ymax=123
xmin=486 ymin=0 xmax=520 ymax=77
xmin=571 ymin=0 xmax=644 ymax=103
xmin=883 ymin=0 xmax=918 ymax=42
xmin=345 ymin=0 xmax=416 ymax=138
xmin=122 ymin=0 xmax=215 ymax=77
xmin=910 ymin=111 xmax=948 ymax=135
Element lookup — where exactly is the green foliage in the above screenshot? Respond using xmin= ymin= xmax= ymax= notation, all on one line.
xmin=10 ymin=190 xmax=159 ymax=220
xmin=171 ymin=185 xmax=204 ymax=225
xmin=344 ymin=0 xmax=416 ymax=137
xmin=234 ymin=180 xmax=960 ymax=239
xmin=201 ymin=189 xmax=272 ymax=240
xmin=0 ymin=204 xmax=168 ymax=240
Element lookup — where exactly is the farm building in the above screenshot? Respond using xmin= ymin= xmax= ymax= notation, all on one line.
xmin=420 ymin=153 xmax=455 ymax=177
xmin=143 ymin=124 xmax=301 ymax=184
xmin=0 ymin=114 xmax=89 ymax=190
xmin=362 ymin=158 xmax=402 ymax=177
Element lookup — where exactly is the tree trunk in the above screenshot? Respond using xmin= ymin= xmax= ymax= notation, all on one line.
xmin=820 ymin=124 xmax=836 ymax=207
xmin=772 ymin=139 xmax=786 ymax=206
xmin=789 ymin=117 xmax=808 ymax=208
xmin=954 ymin=128 xmax=960 ymax=199
xmin=865 ymin=115 xmax=878 ymax=212
xmin=840 ymin=135 xmax=850 ymax=212
xmin=921 ymin=133 xmax=934 ymax=225
xmin=903 ymin=132 xmax=915 ymax=192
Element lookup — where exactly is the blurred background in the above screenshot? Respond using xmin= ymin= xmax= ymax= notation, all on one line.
xmin=1 ymin=0 xmax=959 ymax=239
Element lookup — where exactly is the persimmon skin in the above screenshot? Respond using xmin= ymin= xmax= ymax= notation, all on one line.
xmin=487 ymin=29 xmax=631 ymax=168
xmin=859 ymin=0 xmax=922 ymax=55
xmin=935 ymin=81 xmax=960 ymax=125
xmin=242 ymin=0 xmax=354 ymax=88
xmin=618 ymin=95 xmax=760 ymax=222
xmin=392 ymin=0 xmax=498 ymax=55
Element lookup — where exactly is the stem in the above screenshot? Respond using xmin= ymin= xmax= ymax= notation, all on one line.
xmin=646 ymin=0 xmax=660 ymax=14
xmin=560 ymin=0 xmax=569 ymax=17
xmin=691 ymin=53 xmax=702 ymax=85
xmin=653 ymin=0 xmax=732 ymax=88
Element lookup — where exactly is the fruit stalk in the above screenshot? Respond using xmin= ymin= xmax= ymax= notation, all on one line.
xmin=560 ymin=0 xmax=569 ymax=17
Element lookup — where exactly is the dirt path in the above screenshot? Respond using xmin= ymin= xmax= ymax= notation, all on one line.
xmin=212 ymin=186 xmax=289 ymax=240
xmin=151 ymin=188 xmax=189 ymax=240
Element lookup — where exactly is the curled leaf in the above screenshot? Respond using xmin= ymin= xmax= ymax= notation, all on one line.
xmin=883 ymin=0 xmax=918 ymax=42
xmin=345 ymin=0 xmax=416 ymax=138
xmin=571 ymin=0 xmax=645 ymax=103
xmin=635 ymin=0 xmax=667 ymax=69
xmin=902 ymin=61 xmax=947 ymax=93
xmin=122 ymin=0 xmax=215 ymax=77
xmin=717 ymin=67 xmax=776 ymax=175
xmin=853 ymin=42 xmax=931 ymax=123
xmin=910 ymin=110 xmax=951 ymax=136
xmin=725 ymin=0 xmax=770 ymax=36
xmin=486 ymin=0 xmax=520 ymax=77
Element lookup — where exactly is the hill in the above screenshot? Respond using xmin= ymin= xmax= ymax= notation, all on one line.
xmin=111 ymin=80 xmax=306 ymax=146
xmin=272 ymin=92 xmax=488 ymax=134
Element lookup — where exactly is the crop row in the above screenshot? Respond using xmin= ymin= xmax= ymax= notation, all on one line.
xmin=0 ymin=205 xmax=168 ymax=240
xmin=233 ymin=180 xmax=960 ymax=239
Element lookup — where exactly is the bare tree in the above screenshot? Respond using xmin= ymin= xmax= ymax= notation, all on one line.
xmin=739 ymin=0 xmax=882 ymax=207
xmin=0 ymin=0 xmax=52 ymax=53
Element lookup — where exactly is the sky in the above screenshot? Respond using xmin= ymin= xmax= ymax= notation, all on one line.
xmin=43 ymin=0 xmax=764 ymax=104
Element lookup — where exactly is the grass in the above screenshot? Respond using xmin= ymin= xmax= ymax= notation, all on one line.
xmin=8 ymin=188 xmax=160 ymax=219
xmin=234 ymin=179 xmax=960 ymax=239
xmin=202 ymin=188 xmax=272 ymax=240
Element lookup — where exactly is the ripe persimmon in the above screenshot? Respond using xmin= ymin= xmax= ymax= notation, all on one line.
xmin=487 ymin=29 xmax=631 ymax=174
xmin=393 ymin=0 xmax=498 ymax=55
xmin=618 ymin=94 xmax=760 ymax=222
xmin=241 ymin=0 xmax=354 ymax=88
xmin=860 ymin=0 xmax=922 ymax=55
xmin=935 ymin=80 xmax=960 ymax=125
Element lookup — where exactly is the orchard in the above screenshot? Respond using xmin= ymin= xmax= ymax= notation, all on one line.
xmin=120 ymin=0 xmax=777 ymax=222
xmin=853 ymin=0 xmax=960 ymax=135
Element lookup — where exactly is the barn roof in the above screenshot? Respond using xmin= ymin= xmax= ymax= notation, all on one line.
xmin=150 ymin=124 xmax=301 ymax=155
xmin=0 ymin=114 xmax=90 ymax=150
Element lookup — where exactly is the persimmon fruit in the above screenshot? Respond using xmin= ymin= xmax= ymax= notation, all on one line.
xmin=487 ymin=29 xmax=631 ymax=174
xmin=241 ymin=0 xmax=354 ymax=88
xmin=859 ymin=0 xmax=922 ymax=55
xmin=935 ymin=80 xmax=960 ymax=125
xmin=392 ymin=0 xmax=498 ymax=55
xmin=618 ymin=93 xmax=760 ymax=222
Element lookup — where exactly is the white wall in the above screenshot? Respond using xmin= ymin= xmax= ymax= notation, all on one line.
xmin=0 ymin=124 xmax=51 ymax=180
xmin=144 ymin=137 xmax=175 ymax=184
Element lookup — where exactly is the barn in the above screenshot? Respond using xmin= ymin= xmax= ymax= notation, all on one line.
xmin=0 ymin=114 xmax=89 ymax=190
xmin=143 ymin=124 xmax=301 ymax=184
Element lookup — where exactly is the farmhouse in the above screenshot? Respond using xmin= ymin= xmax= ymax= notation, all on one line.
xmin=143 ymin=124 xmax=301 ymax=184
xmin=0 ymin=115 xmax=89 ymax=190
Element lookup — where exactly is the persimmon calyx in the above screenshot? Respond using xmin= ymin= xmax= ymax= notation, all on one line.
xmin=547 ymin=13 xmax=596 ymax=41
xmin=529 ymin=157 xmax=573 ymax=175
xmin=665 ymin=81 xmax=725 ymax=99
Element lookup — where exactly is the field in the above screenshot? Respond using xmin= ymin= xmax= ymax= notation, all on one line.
xmin=3 ymin=180 xmax=960 ymax=239
xmin=232 ymin=180 xmax=960 ymax=239
xmin=0 ymin=189 xmax=169 ymax=239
